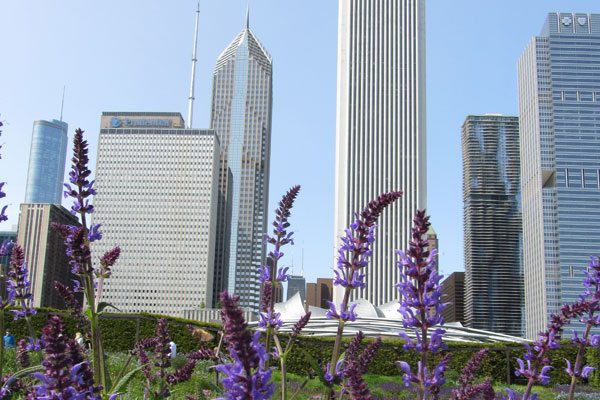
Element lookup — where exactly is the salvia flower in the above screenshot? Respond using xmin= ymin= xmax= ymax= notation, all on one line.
xmin=217 ymin=291 xmax=274 ymax=400
xmin=395 ymin=210 xmax=451 ymax=400
xmin=7 ymin=244 xmax=36 ymax=320
xmin=323 ymin=361 xmax=344 ymax=385
xmin=16 ymin=339 xmax=30 ymax=368
xmin=328 ymin=192 xmax=401 ymax=368
xmin=32 ymin=315 xmax=102 ymax=399
xmin=342 ymin=331 xmax=381 ymax=400
xmin=258 ymin=309 xmax=283 ymax=329
xmin=452 ymin=349 xmax=495 ymax=400
xmin=326 ymin=301 xmax=357 ymax=322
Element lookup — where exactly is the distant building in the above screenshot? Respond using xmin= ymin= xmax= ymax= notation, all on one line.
xmin=427 ymin=226 xmax=439 ymax=271
xmin=333 ymin=0 xmax=427 ymax=306
xmin=92 ymin=112 xmax=219 ymax=316
xmin=518 ymin=13 xmax=600 ymax=339
xmin=272 ymin=281 xmax=283 ymax=304
xmin=24 ymin=119 xmax=68 ymax=204
xmin=287 ymin=275 xmax=306 ymax=302
xmin=0 ymin=231 xmax=16 ymax=273
xmin=0 ymin=231 xmax=17 ymax=299
xmin=306 ymin=278 xmax=333 ymax=309
xmin=210 ymin=14 xmax=273 ymax=311
xmin=440 ymin=272 xmax=465 ymax=325
xmin=17 ymin=203 xmax=79 ymax=309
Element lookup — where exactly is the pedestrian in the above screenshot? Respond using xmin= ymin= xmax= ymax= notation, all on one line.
xmin=4 ymin=330 xmax=15 ymax=348
xmin=169 ymin=340 xmax=177 ymax=358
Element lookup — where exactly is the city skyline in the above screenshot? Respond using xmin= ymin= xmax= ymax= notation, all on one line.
xmin=2 ymin=1 xmax=600 ymax=291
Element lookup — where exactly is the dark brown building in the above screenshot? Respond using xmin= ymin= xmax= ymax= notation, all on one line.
xmin=306 ymin=278 xmax=333 ymax=309
xmin=441 ymin=271 xmax=465 ymax=325
xmin=17 ymin=203 xmax=80 ymax=309
xmin=272 ymin=281 xmax=283 ymax=303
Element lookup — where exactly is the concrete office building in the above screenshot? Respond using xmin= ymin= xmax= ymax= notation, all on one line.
xmin=462 ymin=114 xmax=523 ymax=336
xmin=17 ymin=203 xmax=79 ymax=309
xmin=92 ymin=112 xmax=219 ymax=316
xmin=518 ymin=13 xmax=600 ymax=339
xmin=24 ymin=119 xmax=68 ymax=204
xmin=210 ymin=14 xmax=272 ymax=310
xmin=333 ymin=0 xmax=426 ymax=305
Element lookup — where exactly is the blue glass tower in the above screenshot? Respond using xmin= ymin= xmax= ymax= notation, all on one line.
xmin=24 ymin=119 xmax=68 ymax=204
xmin=518 ymin=13 xmax=600 ymax=339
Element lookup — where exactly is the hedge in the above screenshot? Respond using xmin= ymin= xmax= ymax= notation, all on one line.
xmin=3 ymin=309 xmax=598 ymax=387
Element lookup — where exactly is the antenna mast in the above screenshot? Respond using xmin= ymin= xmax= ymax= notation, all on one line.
xmin=187 ymin=3 xmax=200 ymax=129
xmin=60 ymin=85 xmax=66 ymax=121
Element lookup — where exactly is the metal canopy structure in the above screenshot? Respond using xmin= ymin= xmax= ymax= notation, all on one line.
xmin=248 ymin=292 xmax=528 ymax=344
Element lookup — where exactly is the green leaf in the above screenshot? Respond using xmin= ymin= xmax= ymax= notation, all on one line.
xmin=97 ymin=302 xmax=121 ymax=314
xmin=108 ymin=363 xmax=149 ymax=395
xmin=197 ymin=377 xmax=222 ymax=392
xmin=4 ymin=364 xmax=44 ymax=382
xmin=301 ymin=349 xmax=328 ymax=386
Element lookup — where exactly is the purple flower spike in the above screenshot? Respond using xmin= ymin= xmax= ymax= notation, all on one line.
xmin=218 ymin=292 xmax=274 ymax=400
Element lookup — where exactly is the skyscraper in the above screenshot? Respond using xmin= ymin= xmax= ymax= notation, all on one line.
xmin=462 ymin=114 xmax=523 ymax=337
xmin=333 ymin=0 xmax=426 ymax=305
xmin=24 ymin=119 xmax=68 ymax=204
xmin=286 ymin=275 xmax=306 ymax=302
xmin=92 ymin=112 xmax=219 ymax=316
xmin=17 ymin=203 xmax=79 ymax=309
xmin=518 ymin=13 xmax=600 ymax=339
xmin=210 ymin=14 xmax=272 ymax=310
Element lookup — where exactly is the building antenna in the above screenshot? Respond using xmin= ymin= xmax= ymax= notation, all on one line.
xmin=301 ymin=244 xmax=304 ymax=276
xmin=59 ymin=85 xmax=66 ymax=121
xmin=187 ymin=2 xmax=200 ymax=129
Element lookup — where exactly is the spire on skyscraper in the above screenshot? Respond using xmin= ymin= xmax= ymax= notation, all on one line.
xmin=246 ymin=4 xmax=249 ymax=30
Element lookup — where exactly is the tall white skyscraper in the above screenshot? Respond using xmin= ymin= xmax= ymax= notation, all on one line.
xmin=333 ymin=0 xmax=427 ymax=306
xmin=92 ymin=112 xmax=220 ymax=316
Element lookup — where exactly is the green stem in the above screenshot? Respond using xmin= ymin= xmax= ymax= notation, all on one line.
xmin=568 ymin=324 xmax=592 ymax=400
xmin=0 ymin=308 xmax=5 ymax=379
xmin=273 ymin=335 xmax=286 ymax=400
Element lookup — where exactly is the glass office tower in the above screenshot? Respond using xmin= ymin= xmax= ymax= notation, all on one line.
xmin=462 ymin=114 xmax=523 ymax=337
xmin=518 ymin=13 xmax=600 ymax=339
xmin=210 ymin=16 xmax=272 ymax=310
xmin=333 ymin=0 xmax=427 ymax=306
xmin=24 ymin=119 xmax=68 ymax=204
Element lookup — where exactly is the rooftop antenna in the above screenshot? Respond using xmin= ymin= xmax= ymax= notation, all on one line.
xmin=187 ymin=2 xmax=200 ymax=129
xmin=301 ymin=245 xmax=304 ymax=276
xmin=246 ymin=3 xmax=249 ymax=29
xmin=59 ymin=85 xmax=66 ymax=121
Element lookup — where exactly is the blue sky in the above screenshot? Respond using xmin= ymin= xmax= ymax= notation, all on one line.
xmin=1 ymin=1 xmax=600 ymax=287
